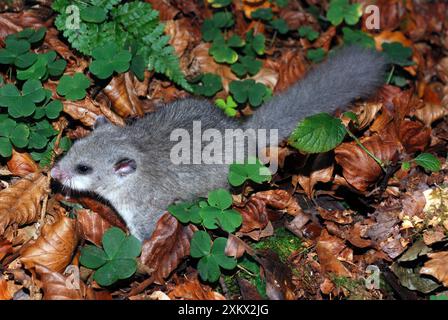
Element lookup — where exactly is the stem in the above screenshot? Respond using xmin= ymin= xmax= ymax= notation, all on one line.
xmin=386 ymin=65 xmax=395 ymax=84
xmin=345 ymin=128 xmax=386 ymax=172
xmin=269 ymin=31 xmax=278 ymax=48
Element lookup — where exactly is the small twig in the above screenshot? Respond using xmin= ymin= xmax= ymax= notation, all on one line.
xmin=386 ymin=65 xmax=395 ymax=85
xmin=126 ymin=275 xmax=155 ymax=298
xmin=345 ymin=128 xmax=386 ymax=172
xmin=38 ymin=120 xmax=67 ymax=228
xmin=269 ymin=31 xmax=278 ymax=48
xmin=219 ymin=275 xmax=230 ymax=299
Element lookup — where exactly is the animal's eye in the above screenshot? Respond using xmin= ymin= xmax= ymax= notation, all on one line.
xmin=75 ymin=164 xmax=93 ymax=175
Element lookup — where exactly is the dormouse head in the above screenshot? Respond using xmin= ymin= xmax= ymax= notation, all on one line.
xmin=51 ymin=117 xmax=140 ymax=196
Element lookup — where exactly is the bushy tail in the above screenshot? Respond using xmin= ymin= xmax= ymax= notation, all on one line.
xmin=247 ymin=45 xmax=387 ymax=140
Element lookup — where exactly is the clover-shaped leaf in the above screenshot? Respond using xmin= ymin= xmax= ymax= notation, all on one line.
xmin=327 ymin=0 xmax=362 ymax=26
xmin=382 ymin=42 xmax=414 ymax=67
xmin=270 ymin=19 xmax=289 ymax=34
xmin=201 ymin=12 xmax=235 ymax=42
xmin=57 ymin=73 xmax=90 ymax=101
xmin=6 ymin=27 xmax=47 ymax=44
xmin=306 ymin=48 xmax=326 ymax=63
xmin=209 ymin=35 xmax=239 ymax=64
xmin=192 ymin=233 xmax=237 ymax=282
xmin=215 ymin=96 xmax=238 ymax=117
xmin=17 ymin=51 xmax=66 ymax=80
xmin=80 ymin=227 xmax=141 ymax=287
xmin=207 ymin=0 xmax=232 ymax=8
xmin=299 ymin=26 xmax=319 ymax=41
xmin=231 ymin=55 xmax=262 ymax=77
xmin=251 ymin=8 xmax=274 ymax=21
xmin=0 ymin=80 xmax=46 ymax=118
xmin=228 ymin=157 xmax=272 ymax=186
xmin=89 ymin=42 xmax=132 ymax=79
xmin=343 ymin=27 xmax=375 ymax=48
xmin=0 ymin=118 xmax=30 ymax=156
xmin=0 ymin=38 xmax=37 ymax=68
xmin=168 ymin=202 xmax=202 ymax=224
xmin=289 ymin=112 xmax=346 ymax=153
xmin=192 ymin=73 xmax=223 ymax=97
xmin=229 ymin=79 xmax=269 ymax=107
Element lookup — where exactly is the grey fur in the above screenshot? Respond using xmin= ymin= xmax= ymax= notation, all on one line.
xmin=52 ymin=46 xmax=386 ymax=240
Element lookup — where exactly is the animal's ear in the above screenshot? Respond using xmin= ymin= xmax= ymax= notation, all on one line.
xmin=94 ymin=116 xmax=108 ymax=129
xmin=114 ymin=158 xmax=137 ymax=176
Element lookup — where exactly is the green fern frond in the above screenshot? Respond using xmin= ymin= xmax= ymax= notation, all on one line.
xmin=52 ymin=0 xmax=191 ymax=91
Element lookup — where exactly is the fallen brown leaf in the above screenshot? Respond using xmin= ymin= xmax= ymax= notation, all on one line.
xmin=315 ymin=230 xmax=352 ymax=277
xmin=168 ymin=274 xmax=225 ymax=300
xmin=20 ymin=214 xmax=78 ymax=273
xmin=6 ymin=150 xmax=39 ymax=177
xmin=420 ymin=251 xmax=448 ymax=287
xmin=76 ymin=209 xmax=112 ymax=247
xmin=140 ymin=213 xmax=196 ymax=284
xmin=0 ymin=173 xmax=48 ymax=234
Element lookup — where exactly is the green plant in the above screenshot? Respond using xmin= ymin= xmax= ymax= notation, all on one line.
xmin=169 ymin=188 xmax=242 ymax=233
xmin=191 ymin=73 xmax=223 ymax=97
xmin=326 ymin=0 xmax=362 ymax=26
xmin=229 ymin=79 xmax=271 ymax=107
xmin=190 ymin=232 xmax=237 ymax=282
xmin=342 ymin=27 xmax=375 ymax=48
xmin=288 ymin=113 xmax=346 ymax=153
xmin=402 ymin=153 xmax=441 ymax=172
xmin=306 ymin=48 xmax=326 ymax=63
xmin=228 ymin=157 xmax=272 ymax=186
xmin=80 ymin=227 xmax=142 ymax=286
xmin=215 ymin=96 xmax=238 ymax=117
xmin=56 ymin=73 xmax=91 ymax=101
xmin=89 ymin=42 xmax=132 ymax=79
xmin=231 ymin=55 xmax=262 ymax=77
xmin=209 ymin=34 xmax=243 ymax=64
xmin=251 ymin=8 xmax=289 ymax=34
xmin=298 ymin=26 xmax=319 ymax=41
xmin=0 ymin=28 xmax=68 ymax=162
xmin=382 ymin=42 xmax=414 ymax=67
xmin=201 ymin=12 xmax=235 ymax=42
xmin=52 ymin=0 xmax=190 ymax=90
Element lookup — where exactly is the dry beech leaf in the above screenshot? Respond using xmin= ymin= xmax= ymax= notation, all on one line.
xmin=103 ymin=72 xmax=144 ymax=118
xmin=268 ymin=48 xmax=307 ymax=93
xmin=225 ymin=233 xmax=255 ymax=259
xmin=0 ymin=239 xmax=13 ymax=261
xmin=76 ymin=209 xmax=112 ymax=247
xmin=296 ymin=153 xmax=334 ymax=198
xmin=238 ymin=278 xmax=263 ymax=300
xmin=313 ymin=26 xmax=336 ymax=51
xmin=76 ymin=197 xmax=128 ymax=231
xmin=317 ymin=207 xmax=353 ymax=225
xmin=20 ymin=214 xmax=78 ymax=273
xmin=6 ymin=150 xmax=39 ymax=177
xmin=166 ymin=18 xmax=201 ymax=59
xmin=420 ymin=251 xmax=448 ymax=287
xmin=188 ymin=43 xmax=238 ymax=92
xmin=0 ymin=173 xmax=48 ymax=234
xmin=257 ymin=249 xmax=295 ymax=300
xmin=398 ymin=119 xmax=431 ymax=153
xmin=35 ymin=264 xmax=111 ymax=300
xmin=315 ymin=230 xmax=352 ymax=277
xmin=335 ymin=134 xmax=400 ymax=192
xmin=374 ymin=31 xmax=413 ymax=51
xmin=61 ymin=96 xmax=101 ymax=127
xmin=352 ymin=102 xmax=384 ymax=131
xmin=250 ymin=189 xmax=301 ymax=215
xmin=414 ymin=102 xmax=448 ymax=127
xmin=140 ymin=213 xmax=196 ymax=284
xmin=250 ymin=66 xmax=278 ymax=92
xmin=168 ymin=274 xmax=226 ymax=300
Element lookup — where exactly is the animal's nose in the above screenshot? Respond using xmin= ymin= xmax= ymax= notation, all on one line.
xmin=50 ymin=165 xmax=62 ymax=180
